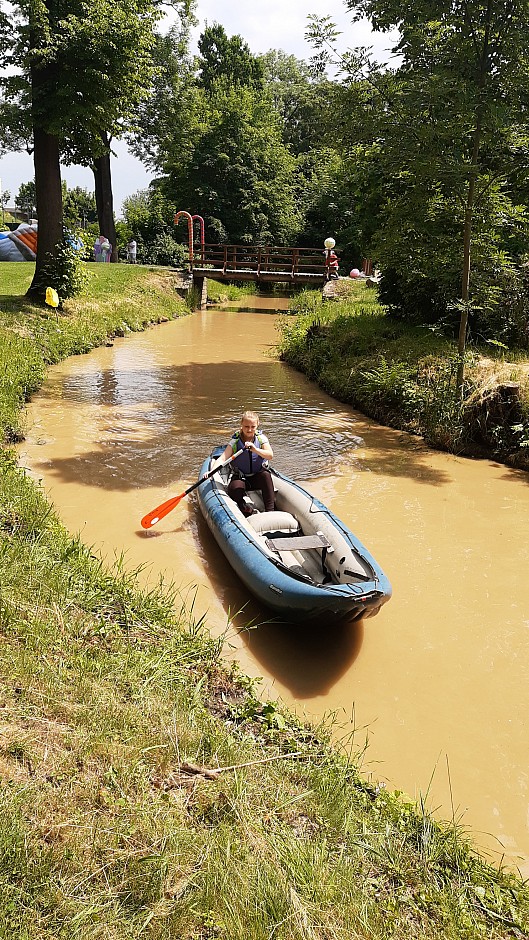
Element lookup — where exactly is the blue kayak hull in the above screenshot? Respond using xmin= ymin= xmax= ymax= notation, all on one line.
xmin=197 ymin=452 xmax=392 ymax=622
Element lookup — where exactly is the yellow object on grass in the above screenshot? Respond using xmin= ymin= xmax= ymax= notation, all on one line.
xmin=45 ymin=287 xmax=60 ymax=308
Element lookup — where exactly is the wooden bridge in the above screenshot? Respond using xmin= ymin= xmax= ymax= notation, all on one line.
xmin=188 ymin=244 xmax=329 ymax=286
xmin=174 ymin=214 xmax=333 ymax=305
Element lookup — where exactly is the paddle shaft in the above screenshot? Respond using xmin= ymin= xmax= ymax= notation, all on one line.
xmin=141 ymin=447 xmax=244 ymax=528
xmin=182 ymin=448 xmax=241 ymax=497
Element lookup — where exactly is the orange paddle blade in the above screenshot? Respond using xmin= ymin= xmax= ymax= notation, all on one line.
xmin=141 ymin=493 xmax=184 ymax=529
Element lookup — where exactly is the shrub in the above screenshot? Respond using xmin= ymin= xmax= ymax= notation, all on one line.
xmin=38 ymin=240 xmax=88 ymax=302
xmin=141 ymin=233 xmax=187 ymax=268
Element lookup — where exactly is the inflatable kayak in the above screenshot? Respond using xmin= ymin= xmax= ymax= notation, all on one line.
xmin=197 ymin=447 xmax=392 ymax=621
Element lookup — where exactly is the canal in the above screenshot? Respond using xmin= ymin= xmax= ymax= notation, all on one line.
xmin=18 ymin=294 xmax=529 ymax=877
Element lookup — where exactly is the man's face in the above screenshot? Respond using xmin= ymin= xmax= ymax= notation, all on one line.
xmin=240 ymin=418 xmax=258 ymax=440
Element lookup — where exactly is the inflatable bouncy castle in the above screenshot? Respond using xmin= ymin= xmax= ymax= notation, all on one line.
xmin=0 ymin=222 xmax=38 ymax=261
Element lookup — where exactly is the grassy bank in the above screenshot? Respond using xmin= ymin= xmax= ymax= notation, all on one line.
xmin=278 ymin=285 xmax=529 ymax=469
xmin=0 ymin=264 xmax=528 ymax=938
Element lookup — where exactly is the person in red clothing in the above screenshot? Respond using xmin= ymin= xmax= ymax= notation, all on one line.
xmin=325 ymin=249 xmax=339 ymax=279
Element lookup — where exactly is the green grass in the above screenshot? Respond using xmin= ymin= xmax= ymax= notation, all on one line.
xmin=207 ymin=279 xmax=258 ymax=301
xmin=0 ymin=266 xmax=528 ymax=938
xmin=278 ymin=285 xmax=529 ymax=465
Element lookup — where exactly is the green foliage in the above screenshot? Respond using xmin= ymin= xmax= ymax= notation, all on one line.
xmin=198 ymin=23 xmax=264 ymax=91
xmin=121 ymin=189 xmax=186 ymax=266
xmin=1 ymin=0 xmax=167 ymax=167
xmin=126 ymin=20 xmax=197 ymax=173
xmin=14 ymin=180 xmax=35 ymax=213
xmin=38 ymin=240 xmax=88 ymax=302
xmin=307 ymin=3 xmax=529 ymax=365
xmin=279 ymin=286 xmax=529 ymax=460
xmin=142 ymin=232 xmax=186 ymax=267
xmin=62 ymin=184 xmax=97 ymax=230
xmin=356 ymin=356 xmax=419 ymax=418
xmin=471 ymin=261 xmax=529 ymax=348
xmin=375 ymin=180 xmax=529 ymax=343
xmin=163 ymin=80 xmax=302 ymax=245
xmin=261 ymin=50 xmax=334 ymax=156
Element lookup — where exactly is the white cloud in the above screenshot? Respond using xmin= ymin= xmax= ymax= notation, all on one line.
xmin=192 ymin=0 xmax=397 ymax=63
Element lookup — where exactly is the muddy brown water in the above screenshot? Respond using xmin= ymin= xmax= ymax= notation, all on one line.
xmin=19 ymin=294 xmax=529 ymax=877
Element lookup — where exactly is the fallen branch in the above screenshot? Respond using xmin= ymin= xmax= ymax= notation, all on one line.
xmin=214 ymin=751 xmax=305 ymax=773
xmin=153 ymin=751 xmax=316 ymax=792
xmin=181 ymin=751 xmax=308 ymax=778
xmin=179 ymin=762 xmax=220 ymax=780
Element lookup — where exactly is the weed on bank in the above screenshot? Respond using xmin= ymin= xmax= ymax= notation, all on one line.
xmin=278 ymin=285 xmax=529 ymax=467
xmin=0 ymin=265 xmax=528 ymax=938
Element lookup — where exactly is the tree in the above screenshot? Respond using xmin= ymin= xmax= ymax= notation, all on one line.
xmin=162 ymin=81 xmax=301 ymax=245
xmin=136 ymin=23 xmax=302 ymax=246
xmin=1 ymin=0 xmax=163 ymax=293
xmin=62 ymin=185 xmax=97 ymax=230
xmin=260 ymin=50 xmax=335 ymax=156
xmin=197 ymin=23 xmax=264 ymax=91
xmin=15 ymin=181 xmax=36 ymax=212
xmin=121 ymin=188 xmax=186 ymax=265
xmin=127 ymin=19 xmax=197 ymax=174
xmin=310 ymin=4 xmax=529 ymax=390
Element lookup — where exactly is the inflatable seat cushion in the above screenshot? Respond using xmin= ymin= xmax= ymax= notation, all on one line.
xmin=247 ymin=510 xmax=299 ymax=535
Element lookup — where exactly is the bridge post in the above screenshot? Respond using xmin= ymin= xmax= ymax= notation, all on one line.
xmin=192 ymin=275 xmax=208 ymax=310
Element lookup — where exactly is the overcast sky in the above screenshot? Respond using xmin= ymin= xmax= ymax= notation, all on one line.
xmin=0 ymin=1 xmax=396 ymax=217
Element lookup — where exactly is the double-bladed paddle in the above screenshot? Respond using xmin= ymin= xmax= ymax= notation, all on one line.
xmin=140 ymin=448 xmax=244 ymax=529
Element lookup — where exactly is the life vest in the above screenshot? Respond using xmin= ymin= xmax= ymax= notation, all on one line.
xmin=230 ymin=430 xmax=269 ymax=476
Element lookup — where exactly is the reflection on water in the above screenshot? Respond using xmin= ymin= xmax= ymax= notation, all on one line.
xmin=41 ymin=357 xmax=364 ymax=485
xmin=210 ymin=293 xmax=292 ymax=316
xmin=19 ymin=297 xmax=529 ymax=878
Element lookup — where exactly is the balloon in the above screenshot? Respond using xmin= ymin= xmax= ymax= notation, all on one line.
xmin=324 ymin=237 xmax=336 ymax=249
xmin=350 ymin=268 xmax=360 ymax=278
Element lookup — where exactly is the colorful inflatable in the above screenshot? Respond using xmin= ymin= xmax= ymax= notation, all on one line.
xmin=0 ymin=222 xmax=38 ymax=261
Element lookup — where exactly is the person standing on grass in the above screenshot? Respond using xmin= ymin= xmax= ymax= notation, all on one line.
xmin=94 ymin=234 xmax=111 ymax=262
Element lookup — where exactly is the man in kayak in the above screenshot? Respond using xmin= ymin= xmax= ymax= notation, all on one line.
xmin=218 ymin=411 xmax=275 ymax=516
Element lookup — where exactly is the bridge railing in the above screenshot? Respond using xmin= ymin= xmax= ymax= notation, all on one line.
xmin=189 ymin=244 xmax=328 ymax=277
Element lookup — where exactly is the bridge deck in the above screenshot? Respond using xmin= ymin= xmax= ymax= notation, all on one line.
xmin=188 ymin=244 xmax=329 ymax=285
xmin=191 ymin=267 xmax=326 ymax=284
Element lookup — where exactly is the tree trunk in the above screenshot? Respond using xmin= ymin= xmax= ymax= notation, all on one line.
xmin=455 ymin=0 xmax=492 ymax=396
xmin=455 ymin=185 xmax=476 ymax=394
xmin=93 ymin=136 xmax=118 ymax=262
xmin=27 ymin=8 xmax=64 ymax=300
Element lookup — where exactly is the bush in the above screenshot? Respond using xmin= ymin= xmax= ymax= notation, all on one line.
xmin=140 ymin=233 xmax=187 ymax=268
xmin=470 ymin=263 xmax=529 ymax=349
xmin=378 ymin=263 xmax=529 ymax=349
xmin=39 ymin=240 xmax=88 ymax=302
xmin=378 ymin=267 xmax=460 ymax=330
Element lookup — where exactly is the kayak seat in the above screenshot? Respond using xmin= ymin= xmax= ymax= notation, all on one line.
xmin=248 ymin=510 xmax=330 ymax=585
xmin=247 ymin=510 xmax=300 ymax=535
xmin=265 ymin=533 xmax=331 ymax=552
